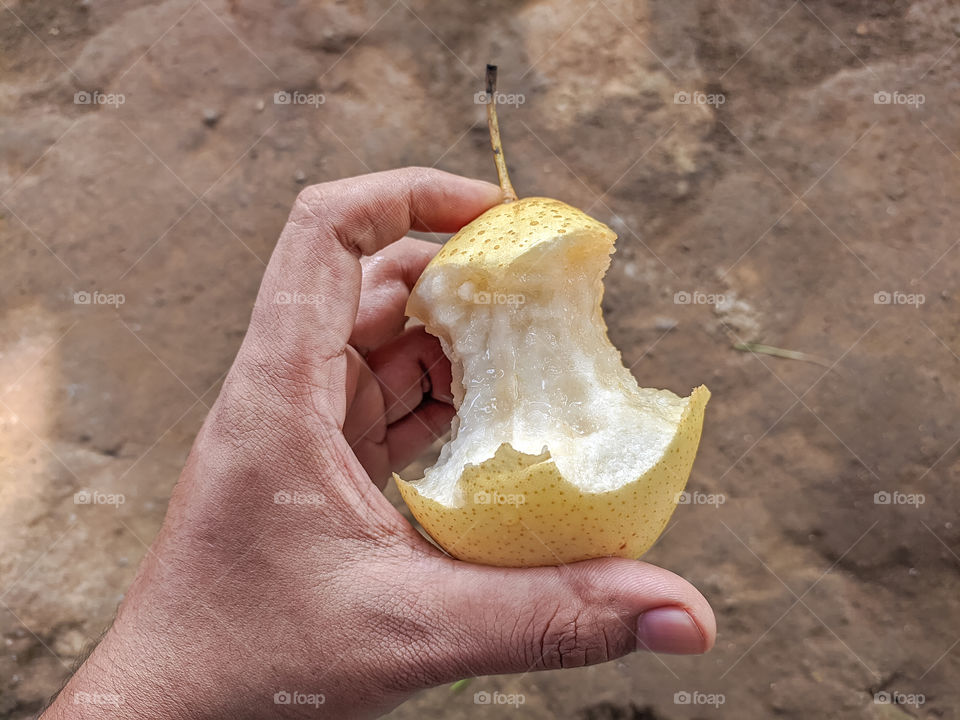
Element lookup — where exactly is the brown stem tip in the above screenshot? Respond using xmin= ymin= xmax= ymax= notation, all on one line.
xmin=485 ymin=64 xmax=518 ymax=202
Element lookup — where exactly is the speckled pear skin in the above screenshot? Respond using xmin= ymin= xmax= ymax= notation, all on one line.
xmin=434 ymin=197 xmax=612 ymax=264
xmin=406 ymin=197 xmax=614 ymax=322
xmin=395 ymin=196 xmax=710 ymax=568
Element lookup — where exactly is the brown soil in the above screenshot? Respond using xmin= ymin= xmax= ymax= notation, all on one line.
xmin=2 ymin=1 xmax=958 ymax=718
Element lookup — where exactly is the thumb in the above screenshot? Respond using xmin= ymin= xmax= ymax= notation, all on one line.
xmin=429 ymin=557 xmax=715 ymax=678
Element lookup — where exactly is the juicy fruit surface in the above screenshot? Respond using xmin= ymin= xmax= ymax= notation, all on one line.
xmin=397 ymin=388 xmax=708 ymax=566
xmin=396 ymin=197 xmax=709 ymax=567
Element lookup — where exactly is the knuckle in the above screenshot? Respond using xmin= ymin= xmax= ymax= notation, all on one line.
xmin=392 ymin=165 xmax=432 ymax=185
xmin=290 ymin=184 xmax=356 ymax=249
xmin=533 ymin=605 xmax=612 ymax=669
xmin=520 ymin=573 xmax=632 ymax=670
xmin=291 ymin=180 xmax=367 ymax=256
xmin=292 ymin=183 xmax=329 ymax=221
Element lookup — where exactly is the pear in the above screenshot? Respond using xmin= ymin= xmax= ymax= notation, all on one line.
xmin=395 ymin=66 xmax=709 ymax=567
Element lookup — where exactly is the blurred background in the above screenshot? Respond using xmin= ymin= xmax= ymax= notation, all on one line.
xmin=2 ymin=0 xmax=958 ymax=717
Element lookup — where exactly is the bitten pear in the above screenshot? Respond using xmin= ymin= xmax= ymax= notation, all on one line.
xmin=394 ymin=66 xmax=709 ymax=567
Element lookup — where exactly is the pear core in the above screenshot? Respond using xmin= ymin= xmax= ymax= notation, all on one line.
xmin=396 ymin=197 xmax=708 ymax=567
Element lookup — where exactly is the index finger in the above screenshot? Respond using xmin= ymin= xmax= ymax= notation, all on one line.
xmin=243 ymin=168 xmax=501 ymax=414
xmin=289 ymin=167 xmax=503 ymax=255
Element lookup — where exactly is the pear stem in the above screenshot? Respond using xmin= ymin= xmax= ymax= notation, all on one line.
xmin=485 ymin=64 xmax=518 ymax=202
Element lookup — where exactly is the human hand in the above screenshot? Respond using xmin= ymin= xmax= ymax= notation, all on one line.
xmin=45 ymin=168 xmax=716 ymax=720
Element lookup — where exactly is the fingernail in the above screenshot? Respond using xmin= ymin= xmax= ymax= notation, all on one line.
xmin=636 ymin=607 xmax=706 ymax=654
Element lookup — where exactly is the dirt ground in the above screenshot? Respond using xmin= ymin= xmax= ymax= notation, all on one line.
xmin=2 ymin=0 xmax=959 ymax=717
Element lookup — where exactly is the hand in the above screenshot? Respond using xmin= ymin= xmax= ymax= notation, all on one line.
xmin=45 ymin=168 xmax=716 ymax=720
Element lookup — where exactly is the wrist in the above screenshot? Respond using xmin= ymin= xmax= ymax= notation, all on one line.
xmin=44 ymin=611 xmax=235 ymax=720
